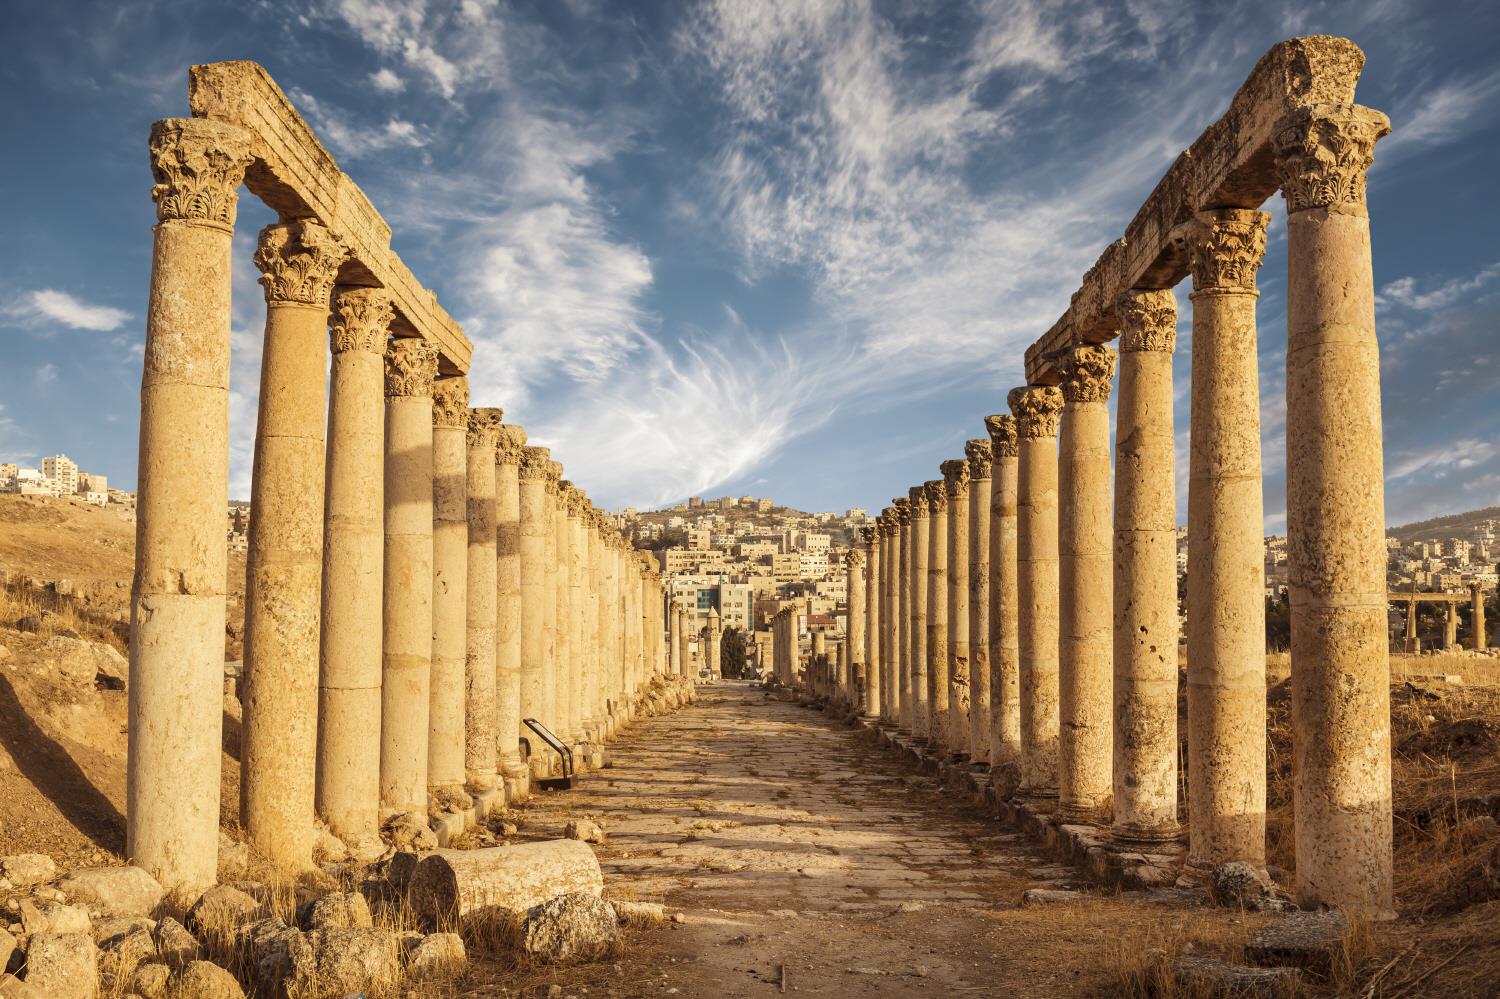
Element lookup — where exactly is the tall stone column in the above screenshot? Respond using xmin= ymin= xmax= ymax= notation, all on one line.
xmin=908 ymin=486 xmax=931 ymax=741
xmin=565 ymin=488 xmax=587 ymax=742
xmin=941 ymin=460 xmax=970 ymax=757
xmin=669 ymin=598 xmax=683 ymax=677
xmin=131 ymin=118 xmax=252 ymax=890
xmin=863 ymin=526 xmax=881 ymax=717
xmin=494 ymin=425 xmax=528 ymax=799
xmin=894 ymin=498 xmax=913 ymax=729
xmin=317 ymin=287 xmax=390 ymax=850
xmin=242 ymin=220 xmax=346 ymax=869
xmin=464 ymin=407 xmax=502 ymax=797
xmin=966 ymin=439 xmax=993 ymax=766
xmin=1111 ymin=290 xmax=1180 ymax=843
xmin=1473 ymin=585 xmax=1487 ymax=650
xmin=924 ymin=480 xmax=949 ymax=751
xmin=518 ymin=446 xmax=550 ymax=771
xmin=1056 ymin=345 xmax=1116 ymax=822
xmin=1010 ymin=386 xmax=1063 ymax=799
xmin=1444 ymin=603 xmax=1458 ymax=650
xmin=985 ymin=415 xmax=1021 ymax=766
xmin=551 ymin=475 xmax=573 ymax=743
xmin=845 ymin=548 xmax=866 ymax=706
xmin=428 ymin=377 xmax=470 ymax=798
xmin=883 ymin=508 xmax=902 ymax=723
xmin=676 ymin=602 xmax=691 ymax=681
xmin=708 ymin=608 xmax=723 ymax=680
xmin=1185 ymin=207 xmax=1269 ymax=869
xmin=1276 ymin=104 xmax=1393 ymax=915
xmin=540 ymin=462 xmax=562 ymax=739
xmin=381 ymin=337 xmax=438 ymax=817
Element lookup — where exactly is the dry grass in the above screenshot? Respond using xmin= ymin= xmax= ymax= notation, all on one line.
xmin=0 ymin=577 xmax=128 ymax=654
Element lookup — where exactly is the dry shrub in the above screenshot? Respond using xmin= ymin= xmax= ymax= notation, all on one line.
xmin=1105 ymin=918 xmax=1305 ymax=999
xmin=0 ymin=577 xmax=128 ymax=653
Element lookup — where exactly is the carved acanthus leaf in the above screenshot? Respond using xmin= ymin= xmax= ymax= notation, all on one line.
xmin=908 ymin=484 xmax=930 ymax=516
xmin=519 ymin=446 xmax=552 ymax=481
xmin=431 ymin=377 xmax=470 ymax=427
xmin=845 ymin=548 xmax=865 ymax=570
xmin=254 ymin=221 xmax=347 ymax=307
xmin=984 ymin=414 xmax=1018 ymax=458
xmin=893 ymin=497 xmax=911 ymax=524
xmin=1058 ymin=344 xmax=1117 ymax=405
xmin=1187 ymin=209 xmax=1269 ymax=292
xmin=331 ymin=287 xmax=392 ymax=354
xmin=493 ymin=424 xmax=528 ymax=464
xmin=384 ymin=338 xmax=437 ymax=398
xmin=924 ymin=479 xmax=948 ymax=513
xmin=466 ymin=407 xmax=503 ymax=447
xmin=964 ymin=438 xmax=993 ymax=478
xmin=941 ymin=459 xmax=970 ymax=498
xmin=1116 ymin=289 xmax=1177 ymax=353
xmin=1007 ymin=386 xmax=1064 ymax=439
xmin=861 ymin=527 xmax=878 ymax=547
xmin=148 ymin=118 xmax=253 ymax=229
xmin=1274 ymin=104 xmax=1389 ymax=213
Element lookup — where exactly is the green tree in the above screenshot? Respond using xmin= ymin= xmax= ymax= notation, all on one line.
xmin=1265 ymin=591 xmax=1291 ymax=652
xmin=721 ymin=625 xmax=748 ymax=678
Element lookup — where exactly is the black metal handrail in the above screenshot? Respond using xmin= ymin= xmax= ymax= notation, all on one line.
xmin=522 ymin=717 xmax=575 ymax=790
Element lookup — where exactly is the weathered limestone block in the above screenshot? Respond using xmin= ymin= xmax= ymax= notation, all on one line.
xmin=404 ymin=932 xmax=467 ymax=981
xmin=174 ymin=960 xmax=245 ymax=999
xmin=518 ymin=892 xmax=619 ymax=963
xmin=20 ymin=933 xmax=97 ymax=999
xmin=56 ymin=866 xmax=164 ymax=919
xmin=185 ymin=885 xmax=262 ymax=936
xmin=0 ymin=855 xmax=55 ymax=888
xmin=409 ymin=841 xmax=604 ymax=928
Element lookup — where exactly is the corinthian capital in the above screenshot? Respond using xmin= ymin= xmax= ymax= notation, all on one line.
xmin=384 ymin=338 xmax=437 ymax=398
xmin=893 ymin=497 xmax=911 ymax=524
xmin=1274 ymin=104 xmax=1390 ymax=214
xmin=494 ymin=424 xmax=528 ymax=465
xmin=861 ymin=526 xmax=877 ymax=548
xmin=964 ymin=438 xmax=993 ymax=478
xmin=466 ymin=407 xmax=503 ymax=448
xmin=431 ymin=376 xmax=470 ymax=427
xmin=546 ymin=460 xmax=564 ymax=497
xmin=148 ymin=118 xmax=253 ymax=230
xmin=845 ymin=548 xmax=864 ymax=570
xmin=1116 ymin=289 xmax=1177 ymax=353
xmin=567 ymin=486 xmax=588 ymax=517
xmin=940 ymin=459 xmax=970 ymax=498
xmin=254 ymin=220 xmax=348 ymax=307
xmin=1058 ymin=344 xmax=1117 ymax=405
xmin=331 ymin=287 xmax=392 ymax=354
xmin=1187 ymin=208 xmax=1269 ymax=293
xmin=519 ymin=446 xmax=551 ymax=481
xmin=984 ymin=414 xmax=1017 ymax=458
xmin=924 ymin=479 xmax=948 ymax=514
xmin=908 ymin=484 xmax=930 ymax=516
xmin=1007 ymin=386 xmax=1064 ymax=439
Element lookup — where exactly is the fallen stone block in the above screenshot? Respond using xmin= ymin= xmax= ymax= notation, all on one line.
xmin=153 ymin=917 xmax=201 ymax=967
xmin=174 ymin=959 xmax=245 ymax=998
xmin=519 ymin=892 xmax=619 ymax=963
xmin=1021 ymin=888 xmax=1084 ymax=906
xmin=410 ymin=840 xmax=604 ymax=929
xmin=564 ymin=818 xmax=605 ymax=843
xmin=1246 ymin=911 xmax=1348 ymax=971
xmin=129 ymin=960 xmax=171 ymax=998
xmin=301 ymin=892 xmax=372 ymax=931
xmin=56 ymin=866 xmax=164 ymax=918
xmin=18 ymin=899 xmax=92 ymax=937
xmin=98 ymin=925 xmax=155 ymax=991
xmin=302 ymin=927 xmax=401 ymax=995
xmin=186 ymin=884 xmax=263 ymax=937
xmin=610 ymin=900 xmax=666 ymax=927
xmin=1175 ymin=955 xmax=1302 ymax=996
xmin=20 ymin=932 xmax=97 ymax=999
xmin=405 ymin=931 xmax=467 ymax=981
xmin=0 ymin=856 xmax=55 ymax=889
xmin=0 ymin=974 xmax=37 ymax=999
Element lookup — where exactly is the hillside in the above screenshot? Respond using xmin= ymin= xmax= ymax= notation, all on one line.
xmin=1390 ymin=506 xmax=1500 ymax=543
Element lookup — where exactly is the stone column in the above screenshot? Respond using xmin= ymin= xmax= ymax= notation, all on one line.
xmin=985 ymin=415 xmax=1021 ymax=766
xmin=552 ymin=475 xmax=574 ymax=743
xmin=581 ymin=507 xmax=602 ymax=735
xmin=708 ymin=608 xmax=723 ymax=680
xmin=494 ymin=425 xmax=528 ymax=798
xmin=965 ymin=439 xmax=993 ymax=766
xmin=676 ymin=602 xmax=691 ymax=681
xmin=131 ymin=118 xmax=252 ymax=890
xmin=518 ymin=446 xmax=550 ymax=770
xmin=845 ymin=548 xmax=866 ymax=706
xmin=428 ymin=377 xmax=470 ymax=798
xmin=895 ymin=498 xmax=913 ymax=730
xmin=1185 ymin=207 xmax=1269 ymax=869
xmin=540 ymin=462 xmax=562 ymax=739
xmin=464 ymin=408 xmax=502 ymax=798
xmin=863 ymin=526 xmax=881 ymax=717
xmin=908 ymin=486 xmax=931 ymax=741
xmin=381 ymin=338 xmax=439 ymax=817
xmin=1056 ymin=344 xmax=1116 ymax=822
xmin=884 ymin=507 xmax=903 ymax=724
xmin=1276 ymin=105 xmax=1393 ymax=916
xmin=242 ymin=220 xmax=346 ymax=869
xmin=1010 ymin=386 xmax=1063 ymax=799
xmin=1404 ymin=599 xmax=1417 ymax=653
xmin=566 ymin=488 xmax=587 ymax=741
xmin=1444 ymin=602 xmax=1458 ymax=649
xmin=317 ymin=287 xmax=389 ymax=850
xmin=941 ymin=460 xmax=970 ymax=757
xmin=1111 ymin=290 xmax=1181 ymax=844
xmin=669 ymin=598 xmax=683 ymax=677
xmin=1473 ymin=585 xmax=1487 ymax=650
xmin=924 ymin=479 xmax=949 ymax=751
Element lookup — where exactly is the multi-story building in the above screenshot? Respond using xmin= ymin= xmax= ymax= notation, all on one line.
xmin=41 ymin=455 xmax=79 ymax=495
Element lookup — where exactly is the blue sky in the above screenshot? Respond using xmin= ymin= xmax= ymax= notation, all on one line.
xmin=1 ymin=0 xmax=1497 ymax=528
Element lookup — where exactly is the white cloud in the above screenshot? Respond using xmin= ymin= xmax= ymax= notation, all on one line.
xmin=369 ymin=67 xmax=405 ymax=92
xmin=1376 ymin=262 xmax=1500 ymax=313
xmin=1387 ymin=438 xmax=1500 ymax=481
xmin=34 ymin=363 xmax=57 ymax=388
xmin=5 ymin=289 xmax=129 ymax=332
xmin=1382 ymin=68 xmax=1500 ymax=158
xmin=288 ymin=88 xmax=428 ymax=158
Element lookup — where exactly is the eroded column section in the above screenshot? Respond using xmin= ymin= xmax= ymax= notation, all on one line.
xmin=966 ymin=439 xmax=993 ymax=766
xmin=1276 ymin=105 xmax=1394 ymax=916
xmin=464 ymin=407 xmax=503 ymax=798
xmin=924 ymin=480 xmax=949 ymax=751
xmin=317 ymin=286 xmax=390 ymax=851
xmin=518 ymin=446 xmax=550 ymax=774
xmin=429 ymin=377 xmax=469 ymax=799
xmin=381 ymin=337 xmax=438 ymax=817
xmin=908 ymin=486 xmax=931 ymax=741
xmin=1057 ymin=345 xmax=1116 ymax=822
xmin=986 ymin=415 xmax=1021 ymax=768
xmin=243 ymin=220 xmax=346 ymax=869
xmin=1186 ymin=208 xmax=1269 ymax=869
xmin=1111 ymin=290 xmax=1181 ymax=844
xmin=1011 ymin=386 xmax=1063 ymax=799
xmin=494 ymin=425 xmax=528 ymax=799
xmin=941 ymin=460 xmax=970 ymax=757
xmin=131 ymin=119 xmax=252 ymax=890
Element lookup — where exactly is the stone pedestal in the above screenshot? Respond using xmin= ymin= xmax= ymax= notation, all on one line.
xmin=1010 ymin=386 xmax=1063 ymax=799
xmin=493 ymin=426 xmax=528 ymax=798
xmin=243 ymin=220 xmax=346 ymax=870
xmin=941 ymin=460 xmax=971 ymax=757
xmin=381 ymin=338 xmax=439 ymax=817
xmin=130 ymin=118 xmax=252 ymax=891
xmin=985 ymin=415 xmax=1020 ymax=765
xmin=966 ymin=439 xmax=993 ymax=766
xmin=907 ymin=487 xmax=931 ymax=741
xmin=1186 ymin=208 xmax=1269 ymax=869
xmin=1111 ymin=290 xmax=1181 ymax=844
xmin=429 ymin=377 xmax=470 ymax=797
xmin=1057 ymin=345 xmax=1116 ymax=823
xmin=1276 ymin=105 xmax=1393 ymax=917
xmin=924 ymin=481 xmax=949 ymax=751
xmin=317 ymin=287 xmax=391 ymax=848
xmin=464 ymin=408 xmax=503 ymax=794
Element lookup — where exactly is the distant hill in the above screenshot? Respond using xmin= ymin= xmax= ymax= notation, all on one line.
xmin=1389 ymin=506 xmax=1500 ymax=543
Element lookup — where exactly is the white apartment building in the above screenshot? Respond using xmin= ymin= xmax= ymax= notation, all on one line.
xmin=42 ymin=455 xmax=79 ymax=495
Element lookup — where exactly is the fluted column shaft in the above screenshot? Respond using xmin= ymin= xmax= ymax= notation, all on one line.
xmin=494 ymin=426 xmax=528 ymax=794
xmin=464 ymin=409 xmax=501 ymax=794
xmin=966 ymin=441 xmax=993 ymax=765
xmin=1112 ymin=291 xmax=1181 ymax=843
xmin=924 ymin=482 xmax=949 ymax=750
xmin=1186 ymin=208 xmax=1269 ymax=868
xmin=130 ymin=119 xmax=252 ymax=890
xmin=381 ymin=338 xmax=438 ymax=816
xmin=986 ymin=416 xmax=1021 ymax=766
xmin=1277 ymin=105 xmax=1393 ymax=916
xmin=907 ymin=490 xmax=931 ymax=741
xmin=1011 ymin=387 xmax=1063 ymax=797
xmin=429 ymin=378 xmax=469 ymax=795
xmin=317 ymin=288 xmax=388 ymax=849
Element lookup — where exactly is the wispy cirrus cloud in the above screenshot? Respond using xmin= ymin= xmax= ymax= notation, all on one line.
xmin=289 ymin=88 xmax=428 ymax=158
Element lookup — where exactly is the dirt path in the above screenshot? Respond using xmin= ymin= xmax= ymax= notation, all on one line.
xmin=476 ymin=682 xmax=1261 ymax=998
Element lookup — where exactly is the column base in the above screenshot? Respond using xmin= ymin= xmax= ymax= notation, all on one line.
xmin=1110 ymin=821 xmax=1183 ymax=848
